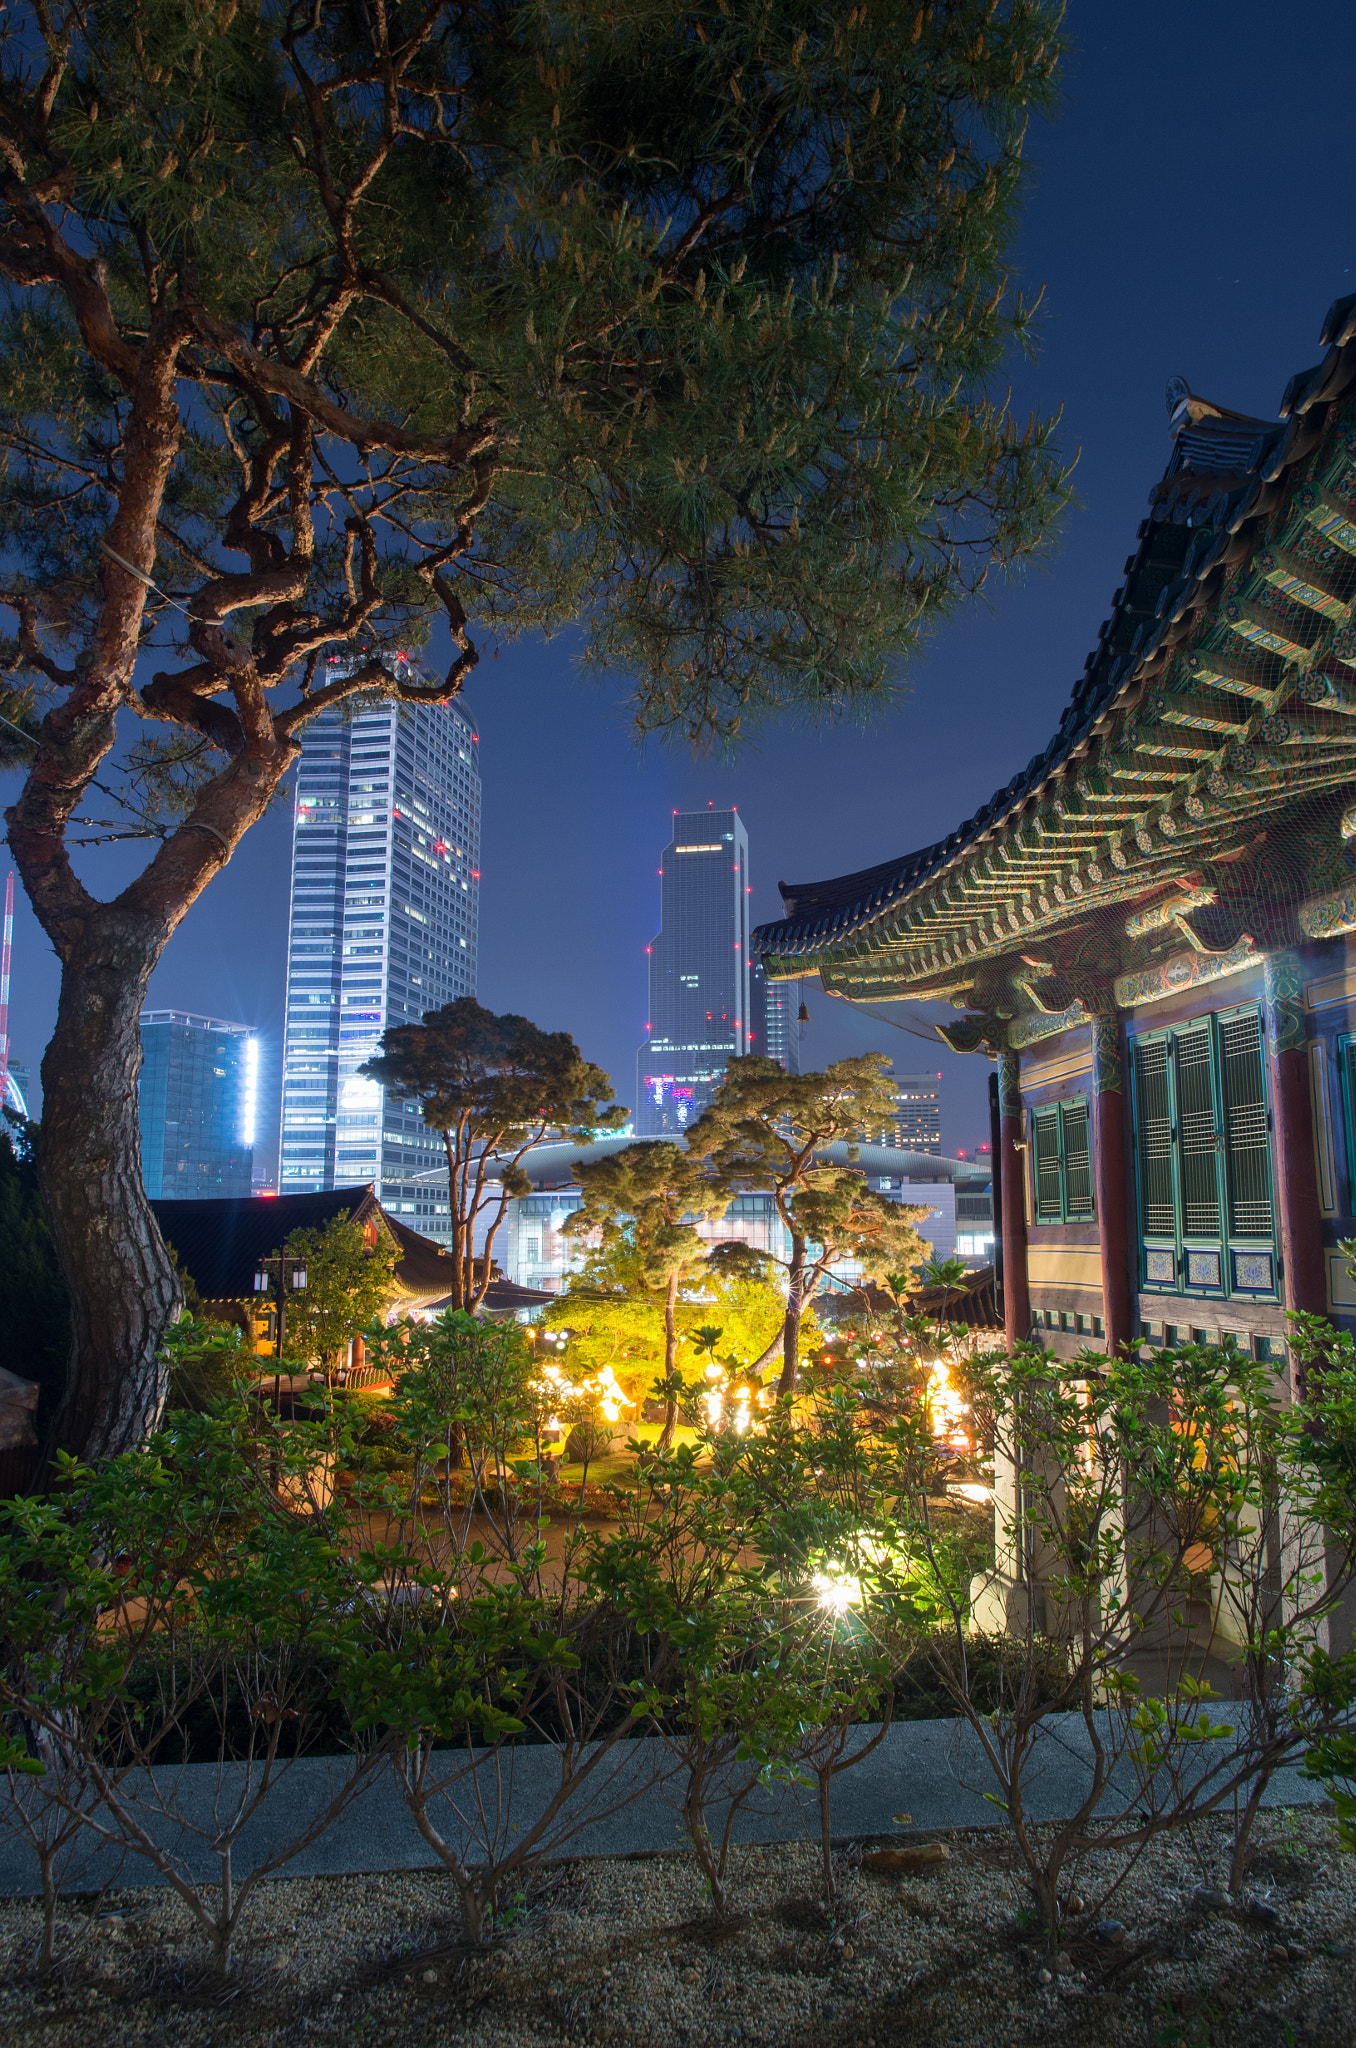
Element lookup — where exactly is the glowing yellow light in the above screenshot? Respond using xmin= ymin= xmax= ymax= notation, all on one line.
xmin=703 ymin=1362 xmax=721 ymax=1381
xmin=926 ymin=1354 xmax=969 ymax=1445
xmin=532 ymin=1359 xmax=632 ymax=1435
xmin=812 ymin=1569 xmax=858 ymax=1615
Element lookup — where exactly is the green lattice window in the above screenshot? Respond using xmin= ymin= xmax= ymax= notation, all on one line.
xmin=1029 ymin=1097 xmax=1094 ymax=1223
xmin=1129 ymin=1005 xmax=1277 ymax=1300
xmin=1336 ymin=1035 xmax=1356 ymax=1208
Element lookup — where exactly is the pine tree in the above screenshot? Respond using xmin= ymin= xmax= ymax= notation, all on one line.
xmin=686 ymin=1055 xmax=931 ymax=1395
xmin=567 ymin=1142 xmax=728 ymax=1450
xmin=0 ymin=0 xmax=1066 ymax=1457
xmin=362 ymin=999 xmax=623 ymax=1312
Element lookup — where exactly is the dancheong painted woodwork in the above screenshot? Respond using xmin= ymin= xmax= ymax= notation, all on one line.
xmin=753 ymin=291 xmax=1356 ymax=1364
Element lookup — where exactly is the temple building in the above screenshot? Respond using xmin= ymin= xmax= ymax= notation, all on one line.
xmin=754 ymin=290 xmax=1356 ymax=1379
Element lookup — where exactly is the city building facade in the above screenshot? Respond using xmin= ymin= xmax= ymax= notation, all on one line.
xmin=637 ymin=808 xmax=752 ymax=1134
xmin=877 ymin=1067 xmax=942 ymax=1153
xmin=277 ymin=674 xmax=480 ymax=1239
xmin=138 ymin=1010 xmax=256 ymax=1199
xmin=752 ymin=290 xmax=1356 ymax=1631
xmin=749 ymin=958 xmax=802 ymax=1074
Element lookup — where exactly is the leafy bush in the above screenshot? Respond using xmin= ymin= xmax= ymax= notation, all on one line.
xmin=6 ymin=1315 xmax=1353 ymax=1970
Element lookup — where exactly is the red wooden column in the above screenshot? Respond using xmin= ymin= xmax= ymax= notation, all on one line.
xmin=1091 ymin=1014 xmax=1135 ymax=1358
xmin=998 ymin=1047 xmax=1031 ymax=1354
xmin=1264 ymin=950 xmax=1328 ymax=1319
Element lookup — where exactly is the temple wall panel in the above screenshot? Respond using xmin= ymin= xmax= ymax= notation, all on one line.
xmin=1017 ymin=1030 xmax=1093 ymax=1100
xmin=1124 ymin=964 xmax=1265 ymax=1037
xmin=993 ymin=936 xmax=1356 ymax=1355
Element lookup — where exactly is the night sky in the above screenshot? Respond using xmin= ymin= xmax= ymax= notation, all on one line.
xmin=5 ymin=2 xmax=1356 ymax=1173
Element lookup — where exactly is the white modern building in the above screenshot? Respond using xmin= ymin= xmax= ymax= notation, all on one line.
xmin=495 ymin=1136 xmax=993 ymax=1292
xmin=277 ymin=667 xmax=480 ymax=1239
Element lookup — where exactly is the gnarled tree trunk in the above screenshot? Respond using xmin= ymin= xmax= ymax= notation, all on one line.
xmin=657 ymin=1267 xmax=681 ymax=1451
xmin=12 ymin=700 xmax=292 ymax=1465
xmin=778 ymin=1232 xmax=807 ymax=1399
xmin=38 ymin=912 xmax=182 ymax=1462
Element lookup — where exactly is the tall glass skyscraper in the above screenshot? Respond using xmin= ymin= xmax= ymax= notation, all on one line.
xmin=637 ymin=807 xmax=751 ymax=1136
xmin=139 ymin=1010 xmax=256 ymax=1198
xmin=748 ymin=958 xmax=802 ymax=1075
xmin=278 ymin=673 xmax=480 ymax=1238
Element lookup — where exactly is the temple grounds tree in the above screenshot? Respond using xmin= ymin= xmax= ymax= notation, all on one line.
xmin=548 ymin=1227 xmax=794 ymax=1446
xmin=565 ymin=1141 xmax=727 ymax=1450
xmin=368 ymin=1307 xmax=547 ymax=1504
xmin=687 ymin=1056 xmax=930 ymax=1395
xmin=363 ymin=1000 xmax=622 ymax=1312
xmin=0 ymin=0 xmax=1066 ymax=1457
xmin=274 ymin=1215 xmax=398 ymax=1379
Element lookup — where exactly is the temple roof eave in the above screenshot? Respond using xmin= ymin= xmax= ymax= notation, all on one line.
xmin=754 ymin=291 xmax=1356 ymax=1015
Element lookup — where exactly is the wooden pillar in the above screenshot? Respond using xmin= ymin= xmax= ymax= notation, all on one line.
xmin=988 ymin=1068 xmax=1004 ymax=1309
xmin=1264 ymin=951 xmax=1328 ymax=1320
xmin=998 ymin=1047 xmax=1030 ymax=1354
xmin=1091 ymin=1014 xmax=1135 ymax=1358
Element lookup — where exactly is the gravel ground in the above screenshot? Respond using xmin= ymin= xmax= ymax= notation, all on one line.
xmin=0 ymin=1810 xmax=1351 ymax=2048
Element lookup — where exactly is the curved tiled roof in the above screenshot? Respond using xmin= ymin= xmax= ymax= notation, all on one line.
xmin=754 ymin=291 xmax=1356 ymax=1000
xmin=154 ymin=1187 xmax=456 ymax=1307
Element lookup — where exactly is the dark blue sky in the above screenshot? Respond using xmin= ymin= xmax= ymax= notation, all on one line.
xmin=6 ymin=2 xmax=1356 ymax=1168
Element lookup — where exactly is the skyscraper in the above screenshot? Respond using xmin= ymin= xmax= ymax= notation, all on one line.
xmin=876 ymin=1067 xmax=942 ymax=1153
xmin=278 ymin=676 xmax=480 ymax=1238
xmin=637 ymin=807 xmax=751 ymax=1135
xmin=749 ymin=958 xmax=802 ymax=1075
xmin=138 ymin=1010 xmax=256 ymax=1199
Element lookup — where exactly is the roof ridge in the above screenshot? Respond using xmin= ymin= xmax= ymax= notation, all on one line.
xmin=754 ymin=289 xmax=1356 ymax=993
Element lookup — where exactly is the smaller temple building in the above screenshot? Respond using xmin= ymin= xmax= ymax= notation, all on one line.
xmin=153 ymin=1186 xmax=457 ymax=1360
xmin=154 ymin=1186 xmax=551 ymax=1367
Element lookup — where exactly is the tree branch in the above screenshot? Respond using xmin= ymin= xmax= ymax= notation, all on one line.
xmin=182 ymin=305 xmax=499 ymax=464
